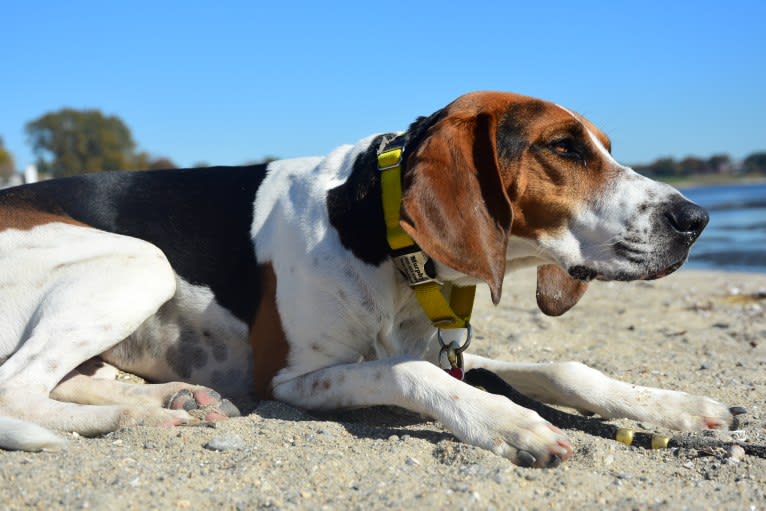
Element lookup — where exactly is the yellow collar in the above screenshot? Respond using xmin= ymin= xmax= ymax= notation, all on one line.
xmin=377 ymin=141 xmax=475 ymax=330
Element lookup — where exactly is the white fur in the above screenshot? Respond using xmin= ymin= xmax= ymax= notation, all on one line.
xmin=0 ymin=416 xmax=67 ymax=451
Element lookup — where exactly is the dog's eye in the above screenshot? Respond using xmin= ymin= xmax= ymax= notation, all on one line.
xmin=549 ymin=138 xmax=578 ymax=157
xmin=549 ymin=138 xmax=581 ymax=160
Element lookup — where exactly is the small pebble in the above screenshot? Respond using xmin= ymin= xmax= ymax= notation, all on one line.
xmin=725 ymin=445 xmax=745 ymax=463
xmin=204 ymin=434 xmax=245 ymax=451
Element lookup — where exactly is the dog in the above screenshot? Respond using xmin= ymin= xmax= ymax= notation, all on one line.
xmin=0 ymin=91 xmax=737 ymax=467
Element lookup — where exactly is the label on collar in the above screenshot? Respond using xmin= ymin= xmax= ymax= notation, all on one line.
xmin=392 ymin=249 xmax=440 ymax=286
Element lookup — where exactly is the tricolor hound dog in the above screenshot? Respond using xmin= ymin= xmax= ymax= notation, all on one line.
xmin=0 ymin=91 xmax=736 ymax=467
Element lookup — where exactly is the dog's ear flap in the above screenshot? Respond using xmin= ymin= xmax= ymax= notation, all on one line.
xmin=400 ymin=111 xmax=512 ymax=305
xmin=536 ymin=264 xmax=588 ymax=316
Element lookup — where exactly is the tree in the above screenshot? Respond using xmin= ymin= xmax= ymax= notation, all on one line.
xmin=707 ymin=154 xmax=733 ymax=174
xmin=148 ymin=157 xmax=177 ymax=170
xmin=0 ymin=136 xmax=15 ymax=179
xmin=26 ymin=109 xmax=139 ymax=177
xmin=743 ymin=152 xmax=766 ymax=174
xmin=131 ymin=152 xmax=177 ymax=170
xmin=243 ymin=155 xmax=279 ymax=166
xmin=640 ymin=157 xmax=680 ymax=178
xmin=678 ymin=156 xmax=709 ymax=176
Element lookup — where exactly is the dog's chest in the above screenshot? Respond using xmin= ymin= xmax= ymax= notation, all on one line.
xmin=249 ymin=142 xmax=440 ymax=383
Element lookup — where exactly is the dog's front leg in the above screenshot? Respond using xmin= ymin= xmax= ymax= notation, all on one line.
xmin=272 ymin=357 xmax=572 ymax=467
xmin=463 ymin=354 xmax=736 ymax=431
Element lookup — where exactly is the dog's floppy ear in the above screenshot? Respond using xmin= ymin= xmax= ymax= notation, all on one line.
xmin=400 ymin=109 xmax=512 ymax=305
xmin=536 ymin=264 xmax=588 ymax=316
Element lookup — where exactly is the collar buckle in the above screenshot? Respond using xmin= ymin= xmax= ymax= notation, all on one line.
xmin=377 ymin=145 xmax=404 ymax=171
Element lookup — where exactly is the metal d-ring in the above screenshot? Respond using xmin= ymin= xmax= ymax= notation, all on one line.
xmin=438 ymin=323 xmax=472 ymax=371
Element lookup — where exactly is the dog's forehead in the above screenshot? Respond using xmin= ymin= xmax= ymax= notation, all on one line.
xmin=490 ymin=96 xmax=579 ymax=161
xmin=526 ymin=102 xmax=607 ymax=144
xmin=552 ymin=104 xmax=612 ymax=152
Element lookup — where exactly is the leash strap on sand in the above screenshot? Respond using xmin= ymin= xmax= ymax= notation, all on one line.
xmin=463 ymin=368 xmax=766 ymax=459
xmin=378 ymin=143 xmax=476 ymax=330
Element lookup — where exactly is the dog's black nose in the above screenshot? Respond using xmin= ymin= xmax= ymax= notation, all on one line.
xmin=665 ymin=200 xmax=709 ymax=238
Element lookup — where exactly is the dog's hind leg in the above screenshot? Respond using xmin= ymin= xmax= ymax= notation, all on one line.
xmin=0 ymin=226 xmax=196 ymax=447
xmin=50 ymin=359 xmax=241 ymax=420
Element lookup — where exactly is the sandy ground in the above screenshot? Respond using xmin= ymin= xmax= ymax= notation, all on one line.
xmin=1 ymin=268 xmax=765 ymax=510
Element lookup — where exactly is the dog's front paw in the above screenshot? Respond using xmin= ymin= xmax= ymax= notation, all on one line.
xmin=452 ymin=393 xmax=573 ymax=468
xmin=494 ymin=420 xmax=573 ymax=468
xmin=645 ymin=390 xmax=742 ymax=431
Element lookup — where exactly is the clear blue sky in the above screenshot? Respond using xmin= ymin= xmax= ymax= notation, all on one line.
xmin=2 ymin=1 xmax=764 ymax=170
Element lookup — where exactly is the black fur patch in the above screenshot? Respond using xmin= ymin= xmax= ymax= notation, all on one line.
xmin=326 ymin=135 xmax=391 ymax=266
xmin=325 ymin=110 xmax=448 ymax=267
xmin=496 ymin=100 xmax=546 ymax=162
xmin=0 ymin=166 xmax=267 ymax=324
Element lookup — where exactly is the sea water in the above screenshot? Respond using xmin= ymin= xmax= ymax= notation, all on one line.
xmin=681 ymin=182 xmax=766 ymax=273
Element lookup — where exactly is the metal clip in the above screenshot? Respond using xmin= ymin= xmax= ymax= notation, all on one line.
xmin=438 ymin=324 xmax=472 ymax=377
xmin=376 ymin=145 xmax=404 ymax=171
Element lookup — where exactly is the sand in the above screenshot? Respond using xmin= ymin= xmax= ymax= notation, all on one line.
xmin=1 ymin=269 xmax=765 ymax=510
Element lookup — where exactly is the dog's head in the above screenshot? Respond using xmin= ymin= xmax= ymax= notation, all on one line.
xmin=400 ymin=91 xmax=708 ymax=315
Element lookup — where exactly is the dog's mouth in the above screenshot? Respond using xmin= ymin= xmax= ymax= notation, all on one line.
xmin=568 ymin=258 xmax=686 ymax=283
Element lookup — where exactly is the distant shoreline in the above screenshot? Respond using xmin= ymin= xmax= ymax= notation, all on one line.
xmin=656 ymin=174 xmax=766 ymax=189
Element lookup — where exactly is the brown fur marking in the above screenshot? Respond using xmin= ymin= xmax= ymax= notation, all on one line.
xmin=0 ymin=205 xmax=86 ymax=232
xmin=250 ymin=263 xmax=290 ymax=400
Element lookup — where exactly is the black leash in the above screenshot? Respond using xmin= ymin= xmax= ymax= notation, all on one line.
xmin=463 ymin=368 xmax=766 ymax=459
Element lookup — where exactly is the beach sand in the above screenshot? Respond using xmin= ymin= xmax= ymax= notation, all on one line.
xmin=1 ymin=269 xmax=765 ymax=510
